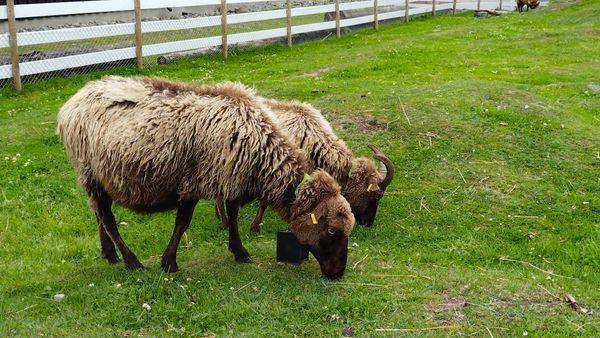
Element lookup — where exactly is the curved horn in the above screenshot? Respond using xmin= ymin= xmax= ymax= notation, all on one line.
xmin=368 ymin=144 xmax=395 ymax=190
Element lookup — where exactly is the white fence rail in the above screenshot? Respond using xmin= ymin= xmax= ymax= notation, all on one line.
xmin=1 ymin=0 xmax=527 ymax=88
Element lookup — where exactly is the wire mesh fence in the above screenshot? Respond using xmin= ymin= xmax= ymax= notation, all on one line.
xmin=0 ymin=0 xmax=523 ymax=91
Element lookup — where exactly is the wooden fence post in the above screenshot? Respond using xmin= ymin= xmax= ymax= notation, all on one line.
xmin=477 ymin=0 xmax=481 ymax=10
xmin=134 ymin=0 xmax=142 ymax=69
xmin=221 ymin=0 xmax=228 ymax=59
xmin=432 ymin=0 xmax=436 ymax=16
xmin=452 ymin=0 xmax=457 ymax=14
xmin=405 ymin=0 xmax=409 ymax=23
xmin=7 ymin=0 xmax=21 ymax=91
xmin=286 ymin=0 xmax=292 ymax=47
xmin=374 ymin=0 xmax=378 ymax=30
xmin=335 ymin=0 xmax=340 ymax=38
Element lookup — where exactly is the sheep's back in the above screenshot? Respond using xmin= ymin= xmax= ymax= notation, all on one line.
xmin=264 ymin=100 xmax=353 ymax=183
xmin=57 ymin=76 xmax=276 ymax=210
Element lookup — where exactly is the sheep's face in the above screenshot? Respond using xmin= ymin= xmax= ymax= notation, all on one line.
xmin=528 ymin=0 xmax=540 ymax=8
xmin=343 ymin=145 xmax=395 ymax=226
xmin=290 ymin=170 xmax=355 ymax=280
xmin=343 ymin=159 xmax=384 ymax=226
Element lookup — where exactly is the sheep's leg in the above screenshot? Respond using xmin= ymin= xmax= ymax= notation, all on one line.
xmin=161 ymin=199 xmax=198 ymax=273
xmin=214 ymin=195 xmax=229 ymax=229
xmin=249 ymin=200 xmax=268 ymax=233
xmin=90 ymin=188 xmax=144 ymax=270
xmin=225 ymin=200 xmax=251 ymax=262
xmin=92 ymin=209 xmax=120 ymax=264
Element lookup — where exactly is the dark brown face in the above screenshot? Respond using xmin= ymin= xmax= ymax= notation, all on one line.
xmin=529 ymin=0 xmax=540 ymax=8
xmin=345 ymin=145 xmax=394 ymax=227
xmin=350 ymin=180 xmax=385 ymax=226
xmin=290 ymin=193 xmax=354 ymax=280
xmin=304 ymin=229 xmax=349 ymax=280
xmin=352 ymin=195 xmax=382 ymax=226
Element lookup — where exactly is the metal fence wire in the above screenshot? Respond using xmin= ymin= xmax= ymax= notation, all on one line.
xmin=0 ymin=0 xmax=523 ymax=91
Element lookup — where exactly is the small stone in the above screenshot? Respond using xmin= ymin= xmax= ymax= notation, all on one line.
xmin=115 ymin=283 xmax=122 ymax=288
xmin=524 ymin=104 xmax=529 ymax=109
xmin=499 ymin=122 xmax=508 ymax=126
xmin=88 ymin=283 xmax=94 ymax=287
xmin=311 ymin=89 xmax=319 ymax=93
xmin=53 ymin=293 xmax=65 ymax=302
xmin=142 ymin=303 xmax=151 ymax=311
xmin=352 ymin=242 xmax=358 ymax=247
xmin=587 ymin=83 xmax=600 ymax=92
xmin=342 ymin=327 xmax=354 ymax=337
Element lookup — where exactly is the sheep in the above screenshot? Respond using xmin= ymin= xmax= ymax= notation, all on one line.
xmin=56 ymin=76 xmax=355 ymax=280
xmin=517 ymin=0 xmax=540 ymax=12
xmin=216 ymin=99 xmax=394 ymax=232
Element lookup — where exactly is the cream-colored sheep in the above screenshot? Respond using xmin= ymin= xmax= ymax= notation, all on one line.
xmin=57 ymin=76 xmax=354 ymax=279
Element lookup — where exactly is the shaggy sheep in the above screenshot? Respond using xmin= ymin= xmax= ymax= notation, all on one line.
xmin=57 ymin=76 xmax=355 ymax=279
xmin=517 ymin=0 xmax=539 ymax=12
xmin=216 ymin=99 xmax=394 ymax=232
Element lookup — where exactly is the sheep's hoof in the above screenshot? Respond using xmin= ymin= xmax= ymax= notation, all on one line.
xmin=236 ymin=256 xmax=252 ymax=263
xmin=250 ymin=223 xmax=261 ymax=233
xmin=161 ymin=261 xmax=179 ymax=273
xmin=102 ymin=252 xmax=121 ymax=264
xmin=235 ymin=254 xmax=252 ymax=263
xmin=125 ymin=258 xmax=145 ymax=271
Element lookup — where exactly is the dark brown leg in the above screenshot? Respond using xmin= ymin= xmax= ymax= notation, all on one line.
xmin=214 ymin=195 xmax=229 ymax=229
xmin=161 ymin=199 xmax=198 ymax=273
xmin=225 ymin=200 xmax=251 ymax=262
xmin=89 ymin=187 xmax=144 ymax=270
xmin=249 ymin=200 xmax=268 ymax=233
xmin=91 ymin=206 xmax=120 ymax=264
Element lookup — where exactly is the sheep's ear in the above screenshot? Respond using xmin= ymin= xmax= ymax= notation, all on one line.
xmin=310 ymin=170 xmax=340 ymax=196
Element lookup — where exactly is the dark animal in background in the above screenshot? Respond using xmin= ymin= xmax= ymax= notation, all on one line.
xmin=517 ymin=0 xmax=540 ymax=12
xmin=57 ymin=76 xmax=354 ymax=279
xmin=216 ymin=100 xmax=394 ymax=232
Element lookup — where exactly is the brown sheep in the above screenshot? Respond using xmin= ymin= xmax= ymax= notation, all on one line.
xmin=216 ymin=99 xmax=394 ymax=232
xmin=57 ymin=76 xmax=354 ymax=279
xmin=517 ymin=0 xmax=540 ymax=12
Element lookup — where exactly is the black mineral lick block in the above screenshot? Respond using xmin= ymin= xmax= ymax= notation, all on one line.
xmin=276 ymin=230 xmax=308 ymax=265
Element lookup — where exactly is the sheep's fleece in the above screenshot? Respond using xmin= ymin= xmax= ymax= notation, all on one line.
xmin=56 ymin=76 xmax=309 ymax=213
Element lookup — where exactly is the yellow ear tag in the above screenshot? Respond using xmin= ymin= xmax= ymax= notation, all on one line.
xmin=367 ymin=183 xmax=373 ymax=192
xmin=311 ymin=212 xmax=318 ymax=225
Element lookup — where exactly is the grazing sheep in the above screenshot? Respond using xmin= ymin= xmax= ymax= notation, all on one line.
xmin=57 ymin=76 xmax=354 ymax=279
xmin=216 ymin=99 xmax=394 ymax=232
xmin=517 ymin=0 xmax=540 ymax=12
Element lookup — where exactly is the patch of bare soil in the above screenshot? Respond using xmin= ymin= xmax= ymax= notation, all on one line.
xmin=328 ymin=113 xmax=385 ymax=133
xmin=427 ymin=290 xmax=468 ymax=320
xmin=300 ymin=67 xmax=333 ymax=77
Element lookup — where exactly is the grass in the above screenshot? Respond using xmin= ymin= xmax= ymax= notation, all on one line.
xmin=1 ymin=0 xmax=599 ymax=336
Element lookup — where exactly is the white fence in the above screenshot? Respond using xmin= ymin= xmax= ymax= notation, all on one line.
xmin=1 ymin=0 xmax=518 ymax=90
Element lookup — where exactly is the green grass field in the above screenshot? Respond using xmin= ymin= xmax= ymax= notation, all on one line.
xmin=1 ymin=0 xmax=599 ymax=336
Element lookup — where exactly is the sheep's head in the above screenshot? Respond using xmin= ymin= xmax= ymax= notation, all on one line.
xmin=528 ymin=0 xmax=540 ymax=9
xmin=343 ymin=144 xmax=395 ymax=226
xmin=290 ymin=169 xmax=355 ymax=280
